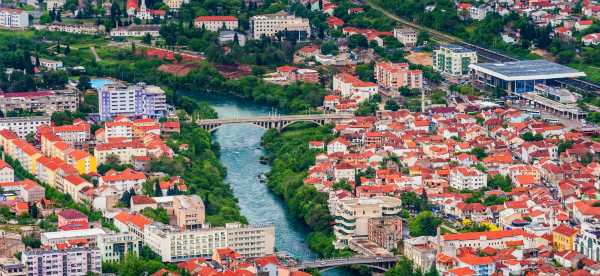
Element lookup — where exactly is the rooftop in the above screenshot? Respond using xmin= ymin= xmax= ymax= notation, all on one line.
xmin=469 ymin=60 xmax=586 ymax=81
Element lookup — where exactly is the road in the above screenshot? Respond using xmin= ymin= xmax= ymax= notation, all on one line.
xmin=90 ymin=46 xmax=101 ymax=62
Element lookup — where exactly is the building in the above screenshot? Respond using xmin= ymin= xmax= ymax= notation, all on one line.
xmin=97 ymin=232 xmax=142 ymax=262
xmin=144 ymin=222 xmax=275 ymax=262
xmin=218 ymin=30 xmax=247 ymax=46
xmin=0 ymin=179 xmax=45 ymax=203
xmin=46 ymin=0 xmax=65 ymax=9
xmin=32 ymin=23 xmax=105 ymax=34
xmin=249 ymin=11 xmax=310 ymax=39
xmin=0 ymin=116 xmax=50 ymax=139
xmin=433 ymin=44 xmax=477 ymax=77
xmin=440 ymin=229 xmax=528 ymax=251
xmin=99 ymin=168 xmax=146 ymax=191
xmin=0 ymin=160 xmax=14 ymax=183
xmin=403 ymin=236 xmax=437 ymax=272
xmin=449 ymin=167 xmax=487 ymax=190
xmin=163 ymin=0 xmax=184 ymax=9
xmin=393 ymin=28 xmax=417 ymax=47
xmin=94 ymin=141 xmax=147 ymax=164
xmin=515 ymin=84 xmax=586 ymax=120
xmin=172 ymin=195 xmax=205 ymax=229
xmin=374 ymin=61 xmax=423 ymax=91
xmin=109 ymin=24 xmax=161 ymax=37
xmin=0 ymin=90 xmax=78 ymax=116
xmin=553 ymin=224 xmax=578 ymax=252
xmin=576 ymin=217 xmax=600 ymax=261
xmin=57 ymin=209 xmax=89 ymax=231
xmin=332 ymin=196 xmax=402 ymax=249
xmin=41 ymin=228 xmax=107 ymax=247
xmin=98 ymin=82 xmax=167 ymax=120
xmin=35 ymin=58 xmax=63 ymax=71
xmin=194 ymin=16 xmax=238 ymax=32
xmin=367 ymin=217 xmax=403 ymax=250
xmin=0 ymin=8 xmax=29 ymax=28
xmin=469 ymin=60 xmax=586 ymax=94
xmin=21 ymin=247 xmax=101 ymax=276
xmin=332 ymin=73 xmax=378 ymax=102
xmin=0 ymin=258 xmax=26 ymax=276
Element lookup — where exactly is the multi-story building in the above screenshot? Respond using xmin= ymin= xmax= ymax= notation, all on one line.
xmin=172 ymin=195 xmax=205 ymax=229
xmin=98 ymin=168 xmax=146 ymax=191
xmin=449 ymin=167 xmax=487 ymax=190
xmin=0 ymin=179 xmax=45 ymax=203
xmin=332 ymin=196 xmax=401 ymax=249
xmin=403 ymin=236 xmax=437 ymax=272
xmin=367 ymin=217 xmax=403 ymax=250
xmin=46 ymin=0 xmax=65 ymax=9
xmin=433 ymin=44 xmax=477 ymax=77
xmin=0 ymin=160 xmax=14 ymax=183
xmin=374 ymin=61 xmax=423 ymax=91
xmin=109 ymin=24 xmax=161 ymax=37
xmin=0 ymin=258 xmax=26 ymax=276
xmin=440 ymin=229 xmax=528 ymax=251
xmin=97 ymin=232 xmax=142 ymax=262
xmin=41 ymin=228 xmax=107 ymax=247
xmin=249 ymin=11 xmax=310 ymax=39
xmin=553 ymin=224 xmax=578 ymax=252
xmin=0 ymin=8 xmax=28 ymax=28
xmin=36 ymin=58 xmax=63 ymax=71
xmin=144 ymin=222 xmax=275 ymax=262
xmin=94 ymin=141 xmax=147 ymax=164
xmin=33 ymin=23 xmax=105 ymax=34
xmin=163 ymin=0 xmax=184 ymax=9
xmin=0 ymin=116 xmax=50 ymax=139
xmin=393 ymin=28 xmax=417 ymax=47
xmin=0 ymin=90 xmax=78 ymax=116
xmin=21 ymin=247 xmax=101 ymax=276
xmin=98 ymin=83 xmax=167 ymax=121
xmin=332 ymin=73 xmax=378 ymax=102
xmin=576 ymin=217 xmax=600 ymax=262
xmin=57 ymin=209 xmax=89 ymax=231
xmin=194 ymin=16 xmax=238 ymax=32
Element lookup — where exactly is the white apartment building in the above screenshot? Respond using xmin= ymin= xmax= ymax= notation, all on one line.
xmin=109 ymin=24 xmax=161 ymax=37
xmin=0 ymin=8 xmax=29 ymax=28
xmin=332 ymin=73 xmax=378 ymax=102
xmin=37 ymin=58 xmax=63 ymax=71
xmin=144 ymin=222 xmax=275 ymax=262
xmin=249 ymin=11 xmax=310 ymax=39
xmin=433 ymin=44 xmax=478 ymax=77
xmin=393 ymin=28 xmax=417 ymax=47
xmin=104 ymin=121 xmax=134 ymax=141
xmin=0 ymin=116 xmax=50 ymax=138
xmin=449 ymin=167 xmax=487 ymax=190
xmin=332 ymin=196 xmax=402 ymax=249
xmin=440 ymin=229 xmax=530 ymax=251
xmin=163 ymin=0 xmax=185 ymax=9
xmin=0 ymin=90 xmax=78 ymax=115
xmin=194 ymin=16 xmax=238 ymax=32
xmin=22 ymin=247 xmax=102 ymax=276
xmin=41 ymin=228 xmax=107 ymax=247
xmin=98 ymin=232 xmax=142 ymax=262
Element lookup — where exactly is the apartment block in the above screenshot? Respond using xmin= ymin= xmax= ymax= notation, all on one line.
xmin=0 ymin=116 xmax=50 ymax=139
xmin=21 ymin=247 xmax=101 ymax=276
xmin=393 ymin=28 xmax=417 ymax=47
xmin=367 ymin=217 xmax=403 ymax=250
xmin=172 ymin=195 xmax=205 ymax=229
xmin=144 ymin=222 xmax=275 ymax=262
xmin=449 ymin=167 xmax=487 ymax=190
xmin=331 ymin=196 xmax=401 ymax=249
xmin=0 ymin=8 xmax=28 ymax=28
xmin=374 ymin=61 xmax=423 ymax=90
xmin=433 ymin=44 xmax=478 ymax=77
xmin=94 ymin=141 xmax=147 ymax=164
xmin=99 ymin=83 xmax=167 ymax=120
xmin=332 ymin=73 xmax=378 ymax=101
xmin=0 ymin=90 xmax=78 ymax=116
xmin=98 ymin=232 xmax=142 ymax=262
xmin=249 ymin=11 xmax=310 ymax=39
xmin=194 ymin=16 xmax=238 ymax=32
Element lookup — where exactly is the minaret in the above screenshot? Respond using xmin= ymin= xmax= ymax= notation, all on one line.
xmin=140 ymin=0 xmax=146 ymax=12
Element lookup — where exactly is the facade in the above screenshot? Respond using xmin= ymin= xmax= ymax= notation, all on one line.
xmin=41 ymin=228 xmax=107 ymax=247
xmin=440 ymin=229 xmax=527 ymax=251
xmin=98 ymin=83 xmax=167 ymax=120
xmin=332 ymin=196 xmax=402 ymax=249
xmin=0 ymin=160 xmax=14 ymax=183
xmin=367 ymin=217 xmax=403 ymax=250
xmin=109 ymin=24 xmax=161 ymax=37
xmin=469 ymin=60 xmax=586 ymax=94
xmin=449 ymin=167 xmax=487 ymax=190
xmin=374 ymin=61 xmax=423 ymax=90
xmin=393 ymin=28 xmax=417 ymax=47
xmin=576 ymin=217 xmax=600 ymax=262
xmin=172 ymin=195 xmax=205 ymax=229
xmin=249 ymin=11 xmax=310 ymax=39
xmin=194 ymin=16 xmax=238 ymax=32
xmin=36 ymin=58 xmax=63 ymax=71
xmin=144 ymin=222 xmax=275 ymax=262
xmin=0 ymin=90 xmax=78 ymax=116
xmin=57 ymin=209 xmax=89 ymax=230
xmin=553 ymin=224 xmax=578 ymax=252
xmin=0 ymin=116 xmax=50 ymax=139
xmin=98 ymin=232 xmax=142 ymax=262
xmin=94 ymin=141 xmax=147 ymax=164
xmin=433 ymin=44 xmax=477 ymax=77
xmin=21 ymin=247 xmax=101 ymax=276
xmin=33 ymin=23 xmax=105 ymax=34
xmin=0 ymin=8 xmax=29 ymax=28
xmin=332 ymin=73 xmax=378 ymax=101
xmin=403 ymin=236 xmax=437 ymax=272
xmin=0 ymin=258 xmax=26 ymax=276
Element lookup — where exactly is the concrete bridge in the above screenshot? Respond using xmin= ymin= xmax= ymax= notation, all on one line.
xmin=196 ymin=113 xmax=355 ymax=132
xmin=295 ymin=256 xmax=400 ymax=272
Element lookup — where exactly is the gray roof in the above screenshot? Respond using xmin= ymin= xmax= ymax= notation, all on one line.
xmin=469 ymin=60 xmax=586 ymax=81
xmin=441 ymin=44 xmax=474 ymax=53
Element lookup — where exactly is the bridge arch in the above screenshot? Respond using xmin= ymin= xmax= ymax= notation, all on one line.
xmin=317 ymin=264 xmax=391 ymax=273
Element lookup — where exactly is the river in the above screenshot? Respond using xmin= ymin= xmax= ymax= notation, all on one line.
xmin=199 ymin=95 xmax=355 ymax=276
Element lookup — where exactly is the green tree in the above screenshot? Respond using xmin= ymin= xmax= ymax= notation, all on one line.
xmin=470 ymin=147 xmax=487 ymax=160
xmin=487 ymin=174 xmax=512 ymax=192
xmin=77 ymin=75 xmax=92 ymax=91
xmin=320 ymin=41 xmax=339 ymax=55
xmin=385 ymin=99 xmax=400 ymax=111
xmin=520 ymin=132 xmax=544 ymax=141
xmin=408 ymin=211 xmax=441 ymax=237
xmin=348 ymin=34 xmax=368 ymax=49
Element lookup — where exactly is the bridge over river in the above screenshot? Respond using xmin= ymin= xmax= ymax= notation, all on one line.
xmin=294 ymin=256 xmax=400 ymax=272
xmin=196 ymin=113 xmax=355 ymax=132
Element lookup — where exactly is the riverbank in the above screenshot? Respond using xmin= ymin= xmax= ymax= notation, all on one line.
xmin=261 ymin=122 xmax=353 ymax=258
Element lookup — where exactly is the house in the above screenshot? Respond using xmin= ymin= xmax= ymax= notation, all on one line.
xmin=449 ymin=167 xmax=487 ymax=190
xmin=327 ymin=138 xmax=350 ymax=154
xmin=0 ymin=160 xmax=14 ymax=183
xmin=582 ymin=33 xmax=600 ymax=46
xmin=575 ymin=20 xmax=593 ymax=31
xmin=99 ymin=169 xmax=146 ymax=192
xmin=553 ymin=224 xmax=578 ymax=252
xmin=57 ymin=209 xmax=89 ymax=231
xmin=130 ymin=195 xmax=157 ymax=212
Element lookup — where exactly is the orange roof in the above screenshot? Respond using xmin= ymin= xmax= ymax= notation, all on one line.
xmin=447 ymin=267 xmax=475 ymax=276
xmin=101 ymin=168 xmax=145 ymax=182
xmin=553 ymin=224 xmax=578 ymax=237
xmin=195 ymin=15 xmax=237 ymax=21
xmin=114 ymin=212 xmax=152 ymax=230
xmin=459 ymin=254 xmax=494 ymax=266
xmin=443 ymin=229 xmax=525 ymax=241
